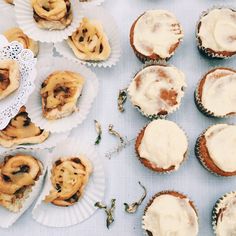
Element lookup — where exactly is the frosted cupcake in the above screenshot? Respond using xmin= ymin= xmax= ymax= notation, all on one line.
xmin=135 ymin=120 xmax=188 ymax=173
xmin=195 ymin=124 xmax=236 ymax=176
xmin=128 ymin=64 xmax=186 ymax=119
xmin=197 ymin=8 xmax=236 ymax=58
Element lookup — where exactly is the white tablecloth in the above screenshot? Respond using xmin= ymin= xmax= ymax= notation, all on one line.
xmin=1 ymin=0 xmax=236 ymax=235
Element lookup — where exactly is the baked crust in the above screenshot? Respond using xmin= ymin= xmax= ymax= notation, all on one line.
xmin=4 ymin=0 xmax=14 ymax=4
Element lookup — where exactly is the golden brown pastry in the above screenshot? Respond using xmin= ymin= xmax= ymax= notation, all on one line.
xmin=0 ymin=106 xmax=49 ymax=148
xmin=3 ymin=28 xmax=39 ymax=57
xmin=67 ymin=17 xmax=111 ymax=61
xmin=0 ymin=59 xmax=20 ymax=100
xmin=45 ymin=156 xmax=92 ymax=206
xmin=40 ymin=71 xmax=85 ymax=120
xmin=0 ymin=154 xmax=43 ymax=212
xmin=32 ymin=0 xmax=73 ymax=30
xmin=4 ymin=0 xmax=14 ymax=4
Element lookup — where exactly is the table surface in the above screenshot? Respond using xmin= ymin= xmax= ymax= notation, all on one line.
xmin=1 ymin=0 xmax=236 ymax=235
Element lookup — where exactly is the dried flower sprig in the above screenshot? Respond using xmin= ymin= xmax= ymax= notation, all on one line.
xmin=108 ymin=124 xmax=124 ymax=143
xmin=124 ymin=182 xmax=147 ymax=214
xmin=94 ymin=120 xmax=102 ymax=145
xmin=118 ymin=88 xmax=127 ymax=112
xmin=95 ymin=199 xmax=116 ymax=229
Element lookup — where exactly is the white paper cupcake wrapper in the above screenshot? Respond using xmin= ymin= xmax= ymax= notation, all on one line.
xmin=14 ymin=0 xmax=83 ymax=43
xmin=26 ymin=56 xmax=99 ymax=133
xmin=0 ymin=0 xmax=14 ymax=11
xmin=0 ymin=148 xmax=48 ymax=228
xmin=54 ymin=6 xmax=121 ymax=68
xmin=32 ymin=137 xmax=105 ymax=227
xmin=80 ymin=0 xmax=104 ymax=5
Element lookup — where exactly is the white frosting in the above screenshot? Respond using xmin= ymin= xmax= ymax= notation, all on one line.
xmin=216 ymin=193 xmax=236 ymax=236
xmin=133 ymin=10 xmax=184 ymax=58
xmin=128 ymin=65 xmax=186 ymax=116
xmin=143 ymin=194 xmax=199 ymax=236
xmin=138 ymin=120 xmax=188 ymax=169
xmin=198 ymin=8 xmax=236 ymax=52
xmin=205 ymin=124 xmax=236 ymax=172
xmin=201 ymin=68 xmax=236 ymax=116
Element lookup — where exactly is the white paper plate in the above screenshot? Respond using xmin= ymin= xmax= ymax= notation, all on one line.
xmin=32 ymin=137 xmax=105 ymax=227
xmin=0 ymin=148 xmax=48 ymax=228
xmin=54 ymin=6 xmax=121 ymax=68
xmin=26 ymin=56 xmax=99 ymax=133
xmin=14 ymin=0 xmax=83 ymax=43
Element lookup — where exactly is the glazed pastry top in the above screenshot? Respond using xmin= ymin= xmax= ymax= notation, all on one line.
xmin=143 ymin=194 xmax=199 ymax=236
xmin=133 ymin=10 xmax=184 ymax=58
xmin=138 ymin=120 xmax=188 ymax=169
xmin=205 ymin=124 xmax=236 ymax=172
xmin=198 ymin=8 xmax=236 ymax=52
xmin=128 ymin=65 xmax=186 ymax=116
xmin=201 ymin=68 xmax=236 ymax=116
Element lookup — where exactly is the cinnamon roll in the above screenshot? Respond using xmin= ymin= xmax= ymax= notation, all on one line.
xmin=0 ymin=59 xmax=20 ymax=100
xmin=3 ymin=28 xmax=39 ymax=57
xmin=0 ymin=154 xmax=43 ymax=212
xmin=0 ymin=106 xmax=49 ymax=148
xmin=45 ymin=156 xmax=92 ymax=206
xmin=40 ymin=71 xmax=85 ymax=120
xmin=67 ymin=17 xmax=111 ymax=61
xmin=32 ymin=0 xmax=73 ymax=30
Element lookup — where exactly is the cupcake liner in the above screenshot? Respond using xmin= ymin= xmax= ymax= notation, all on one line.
xmin=0 ymin=0 xmax=14 ymax=11
xmin=196 ymin=6 xmax=236 ymax=59
xmin=135 ymin=121 xmax=189 ymax=174
xmin=54 ymin=6 xmax=121 ymax=68
xmin=142 ymin=191 xmax=199 ymax=235
xmin=0 ymin=38 xmax=37 ymax=130
xmin=127 ymin=61 xmax=186 ymax=119
xmin=14 ymin=0 xmax=83 ymax=43
xmin=0 ymin=148 xmax=48 ymax=228
xmin=80 ymin=0 xmax=104 ymax=5
xmin=26 ymin=56 xmax=99 ymax=133
xmin=32 ymin=137 xmax=105 ymax=227
xmin=212 ymin=191 xmax=236 ymax=235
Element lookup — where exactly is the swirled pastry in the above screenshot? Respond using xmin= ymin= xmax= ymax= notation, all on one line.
xmin=45 ymin=156 xmax=92 ymax=206
xmin=4 ymin=0 xmax=14 ymax=4
xmin=32 ymin=0 xmax=73 ymax=30
xmin=41 ymin=71 xmax=85 ymax=120
xmin=3 ymin=28 xmax=39 ymax=57
xmin=67 ymin=17 xmax=111 ymax=61
xmin=0 ymin=154 xmax=43 ymax=212
xmin=0 ymin=59 xmax=20 ymax=100
xmin=0 ymin=107 xmax=49 ymax=148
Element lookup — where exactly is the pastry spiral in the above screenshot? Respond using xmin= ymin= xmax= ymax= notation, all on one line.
xmin=4 ymin=28 xmax=39 ymax=57
xmin=67 ymin=17 xmax=111 ymax=61
xmin=41 ymin=71 xmax=85 ymax=120
xmin=32 ymin=0 xmax=73 ymax=30
xmin=45 ymin=156 xmax=92 ymax=206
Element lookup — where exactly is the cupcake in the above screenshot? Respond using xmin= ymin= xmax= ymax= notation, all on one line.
xmin=128 ymin=64 xmax=186 ymax=119
xmin=130 ymin=10 xmax=184 ymax=62
xmin=142 ymin=191 xmax=199 ymax=236
xmin=195 ymin=124 xmax=236 ymax=176
xmin=195 ymin=67 xmax=236 ymax=118
xmin=196 ymin=8 xmax=236 ymax=58
xmin=212 ymin=192 xmax=236 ymax=236
xmin=135 ymin=119 xmax=188 ymax=173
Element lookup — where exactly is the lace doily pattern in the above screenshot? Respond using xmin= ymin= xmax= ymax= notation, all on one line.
xmin=0 ymin=38 xmax=37 ymax=129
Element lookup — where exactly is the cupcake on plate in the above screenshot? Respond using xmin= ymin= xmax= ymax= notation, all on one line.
xmin=195 ymin=67 xmax=236 ymax=118
xmin=196 ymin=8 xmax=236 ymax=58
xmin=142 ymin=191 xmax=199 ymax=236
xmin=195 ymin=124 xmax=236 ymax=176
xmin=212 ymin=192 xmax=236 ymax=236
xmin=135 ymin=119 xmax=188 ymax=173
xmin=130 ymin=10 xmax=184 ymax=62
xmin=128 ymin=64 xmax=186 ymax=119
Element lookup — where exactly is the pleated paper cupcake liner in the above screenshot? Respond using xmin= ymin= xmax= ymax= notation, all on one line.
xmin=0 ymin=0 xmax=14 ymax=11
xmin=32 ymin=137 xmax=105 ymax=227
xmin=26 ymin=56 xmax=99 ymax=133
xmin=14 ymin=0 xmax=83 ymax=43
xmin=212 ymin=191 xmax=236 ymax=235
xmin=0 ymin=148 xmax=48 ymax=228
xmin=80 ymin=0 xmax=104 ymax=5
xmin=196 ymin=6 xmax=236 ymax=59
xmin=54 ymin=6 xmax=121 ymax=68
xmin=135 ymin=121 xmax=189 ymax=174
